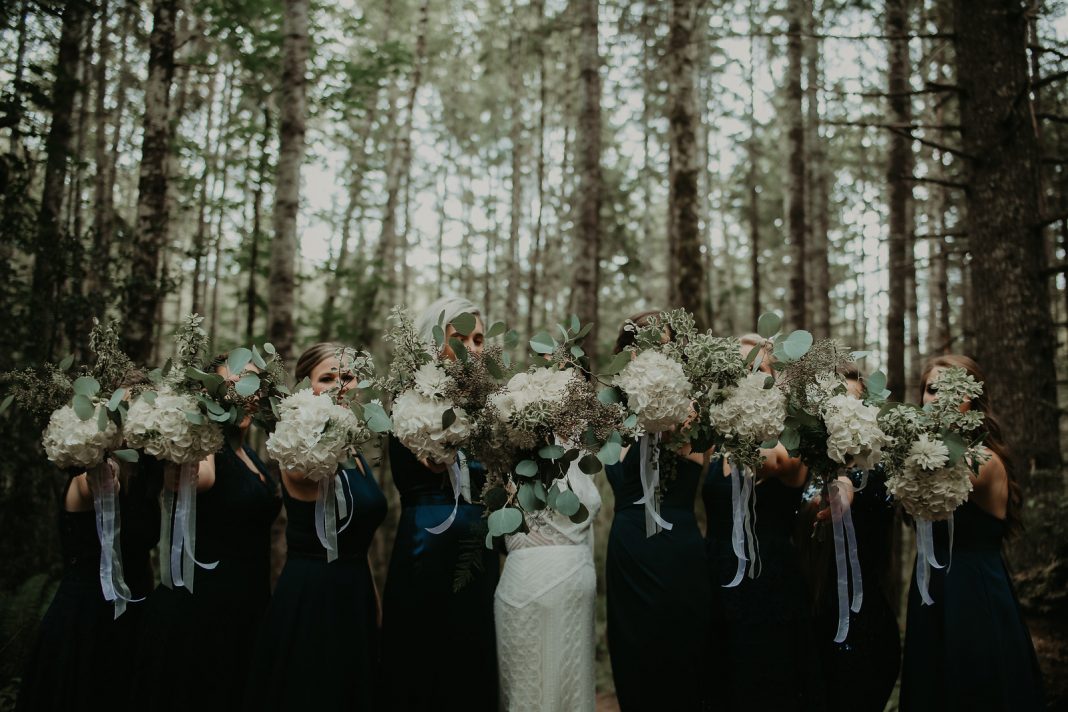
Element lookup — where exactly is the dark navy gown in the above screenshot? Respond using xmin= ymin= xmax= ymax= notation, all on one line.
xmin=245 ymin=456 xmax=386 ymax=711
xmin=900 ymin=499 xmax=1044 ymax=712
xmin=704 ymin=459 xmax=824 ymax=711
xmin=17 ymin=464 xmax=160 ymax=712
xmin=605 ymin=446 xmax=710 ymax=711
xmin=807 ymin=468 xmax=900 ymax=712
xmin=132 ymin=444 xmax=281 ymax=712
xmin=380 ymin=436 xmax=499 ymax=711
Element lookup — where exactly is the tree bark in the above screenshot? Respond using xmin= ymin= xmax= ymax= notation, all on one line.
xmin=507 ymin=27 xmax=523 ymax=316
xmin=85 ymin=0 xmax=113 ymax=322
xmin=247 ymin=107 xmax=271 ymax=344
xmin=191 ymin=68 xmax=219 ymax=318
xmin=7 ymin=0 xmax=30 ymax=160
xmin=785 ymin=0 xmax=807 ymax=331
xmin=267 ymin=0 xmax=310 ymax=364
xmin=667 ymin=0 xmax=705 ymax=327
xmin=955 ymin=0 xmax=1062 ymax=479
xmin=571 ymin=0 xmax=602 ymax=362
xmin=525 ymin=0 xmax=547 ymax=338
xmin=886 ymin=0 xmax=911 ymax=399
xmin=30 ymin=0 xmax=90 ymax=362
xmin=805 ymin=0 xmax=830 ymax=338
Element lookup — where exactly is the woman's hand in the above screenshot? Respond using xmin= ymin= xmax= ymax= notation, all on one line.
xmin=814 ymin=476 xmax=855 ymax=523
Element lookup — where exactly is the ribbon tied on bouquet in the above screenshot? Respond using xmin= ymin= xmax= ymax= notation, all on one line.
xmin=88 ymin=457 xmax=143 ymax=618
xmin=159 ymin=462 xmax=218 ymax=592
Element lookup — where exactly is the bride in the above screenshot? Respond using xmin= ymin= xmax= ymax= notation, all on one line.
xmin=494 ymin=460 xmax=602 ymax=711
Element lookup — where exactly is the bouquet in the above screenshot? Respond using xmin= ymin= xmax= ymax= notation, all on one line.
xmin=776 ymin=333 xmax=889 ymax=642
xmin=381 ymin=306 xmax=512 ymax=534
xmin=475 ymin=316 xmax=631 ymax=545
xmin=267 ymin=348 xmax=390 ymax=560
xmin=879 ymin=366 xmax=987 ymax=604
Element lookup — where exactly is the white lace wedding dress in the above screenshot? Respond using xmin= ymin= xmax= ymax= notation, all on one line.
xmin=494 ymin=466 xmax=602 ymax=712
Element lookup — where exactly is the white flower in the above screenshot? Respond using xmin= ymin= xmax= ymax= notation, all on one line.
xmin=42 ymin=403 xmax=122 ymax=469
xmin=489 ymin=368 xmax=576 ymax=421
xmin=391 ymin=389 xmax=472 ymax=464
xmin=266 ymin=389 xmax=369 ymax=482
xmin=412 ymin=362 xmax=451 ymax=399
xmin=125 ymin=389 xmax=224 ymax=464
xmin=613 ymin=351 xmax=693 ymax=433
xmin=904 ymin=433 xmax=950 ymax=472
xmin=707 ymin=372 xmax=786 ymax=444
xmin=822 ymin=394 xmax=888 ymax=469
xmin=886 ymin=458 xmax=974 ymax=520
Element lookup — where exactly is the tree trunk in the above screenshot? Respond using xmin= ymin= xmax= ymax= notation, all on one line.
xmin=209 ymin=65 xmax=235 ymax=349
xmin=247 ymin=107 xmax=271 ymax=344
xmin=191 ymin=69 xmax=219 ymax=318
xmin=30 ymin=0 xmax=90 ymax=362
xmin=267 ymin=0 xmax=309 ymax=364
xmin=85 ymin=0 xmax=113 ymax=322
xmin=785 ymin=0 xmax=807 ymax=331
xmin=747 ymin=27 xmax=761 ymax=328
xmin=667 ymin=0 xmax=705 ymax=327
xmin=7 ymin=0 xmax=30 ymax=160
xmin=525 ymin=0 xmax=547 ymax=338
xmin=507 ymin=29 xmax=523 ymax=316
xmin=805 ymin=0 xmax=830 ymax=338
xmin=885 ymin=0 xmax=911 ymax=399
xmin=955 ymin=0 xmax=1062 ymax=480
xmin=571 ymin=0 xmax=602 ymax=362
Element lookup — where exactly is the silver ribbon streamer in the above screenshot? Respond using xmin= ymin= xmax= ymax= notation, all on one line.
xmin=915 ymin=517 xmax=945 ymax=606
xmin=830 ymin=480 xmax=863 ymax=643
xmin=425 ymin=455 xmax=470 ymax=535
xmin=315 ymin=475 xmax=340 ymax=562
xmin=635 ymin=433 xmax=673 ymax=537
xmin=162 ymin=462 xmax=218 ymax=592
xmin=89 ymin=458 xmax=142 ymax=619
xmin=723 ymin=462 xmax=755 ymax=587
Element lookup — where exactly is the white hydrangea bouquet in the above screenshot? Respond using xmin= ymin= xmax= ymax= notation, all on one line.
xmin=878 ymin=367 xmax=987 ymax=605
xmin=776 ymin=335 xmax=889 ymax=643
xmin=267 ymin=348 xmax=390 ymax=561
xmin=474 ymin=315 xmax=631 ymax=545
xmin=21 ymin=320 xmax=143 ymax=617
xmin=380 ymin=306 xmax=513 ymax=534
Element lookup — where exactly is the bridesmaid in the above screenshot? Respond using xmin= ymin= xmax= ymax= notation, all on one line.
xmin=798 ymin=365 xmax=899 ymax=712
xmin=604 ymin=311 xmax=710 ymax=711
xmin=900 ymin=355 xmax=1044 ymax=711
xmin=18 ymin=374 xmax=161 ymax=712
xmin=132 ymin=356 xmax=281 ymax=712
xmin=244 ymin=343 xmax=387 ymax=711
xmin=379 ymin=296 xmax=499 ymax=711
xmin=703 ymin=334 xmax=824 ymax=711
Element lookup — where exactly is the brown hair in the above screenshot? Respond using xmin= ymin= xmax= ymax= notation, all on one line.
xmin=613 ymin=310 xmax=666 ymax=354
xmin=919 ymin=354 xmax=1022 ymax=536
xmin=294 ymin=343 xmax=347 ymax=384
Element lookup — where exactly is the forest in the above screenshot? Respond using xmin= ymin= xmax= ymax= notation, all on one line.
xmin=1 ymin=0 xmax=1067 ymax=708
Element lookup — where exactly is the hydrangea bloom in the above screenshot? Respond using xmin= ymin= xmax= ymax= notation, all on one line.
xmin=614 ymin=351 xmax=693 ymax=433
xmin=489 ymin=368 xmax=577 ymax=449
xmin=886 ymin=458 xmax=974 ymax=521
xmin=266 ymin=389 xmax=369 ymax=481
xmin=125 ymin=390 xmax=224 ymax=464
xmin=42 ymin=403 xmax=122 ymax=469
xmin=707 ymin=372 xmax=786 ymax=444
xmin=391 ymin=389 xmax=472 ymax=464
xmin=822 ymin=393 xmax=887 ymax=469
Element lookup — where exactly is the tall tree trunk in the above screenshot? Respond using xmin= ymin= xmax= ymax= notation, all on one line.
xmin=885 ymin=0 xmax=911 ymax=399
xmin=805 ymin=0 xmax=830 ymax=338
xmin=525 ymin=0 xmax=547 ymax=338
xmin=208 ymin=65 xmax=235 ymax=349
xmin=191 ymin=69 xmax=219 ymax=318
xmin=30 ymin=0 xmax=90 ymax=362
xmin=667 ymin=0 xmax=705 ymax=326
xmin=267 ymin=0 xmax=309 ymax=364
xmin=247 ymin=107 xmax=271 ymax=344
xmin=357 ymin=0 xmax=428 ymax=340
xmin=7 ymin=0 xmax=30 ymax=160
xmin=785 ymin=0 xmax=807 ymax=331
xmin=571 ymin=0 xmax=602 ymax=362
xmin=747 ymin=24 xmax=761 ymax=328
xmin=955 ymin=0 xmax=1061 ymax=480
xmin=507 ymin=30 xmax=523 ymax=316
xmin=85 ymin=0 xmax=113 ymax=321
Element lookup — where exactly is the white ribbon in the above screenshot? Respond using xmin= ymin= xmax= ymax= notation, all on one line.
xmin=829 ymin=480 xmax=863 ymax=643
xmin=635 ymin=433 xmax=673 ymax=538
xmin=425 ymin=455 xmax=470 ymax=535
xmin=161 ymin=462 xmax=218 ymax=593
xmin=315 ymin=475 xmax=339 ymax=562
xmin=915 ymin=516 xmax=948 ymax=606
xmin=88 ymin=458 xmax=143 ymax=619
xmin=721 ymin=465 xmax=756 ymax=589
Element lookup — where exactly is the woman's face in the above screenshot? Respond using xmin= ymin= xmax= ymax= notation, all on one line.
xmin=845 ymin=377 xmax=863 ymax=399
xmin=442 ymin=317 xmax=485 ymax=360
xmin=740 ymin=342 xmax=773 ymax=375
xmin=215 ymin=362 xmax=261 ymax=428
xmin=922 ymin=366 xmax=971 ymax=412
xmin=310 ymin=356 xmax=357 ymax=396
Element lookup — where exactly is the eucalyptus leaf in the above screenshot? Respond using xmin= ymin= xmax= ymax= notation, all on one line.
xmin=72 ymin=394 xmax=95 ymax=421
xmin=533 ymin=481 xmax=548 ymax=503
xmin=517 ymin=483 xmax=539 ymax=511
xmin=555 ymin=490 xmax=581 ymax=517
xmin=780 ymin=426 xmax=801 ymax=451
xmin=113 ymin=449 xmax=139 ymax=463
xmin=97 ymin=406 xmax=110 ymax=432
xmin=942 ymin=430 xmax=967 ymax=466
xmin=578 ymin=454 xmax=602 ymax=475
xmin=486 ymin=321 xmax=507 ymax=339
xmin=452 ymin=312 xmax=477 ymax=336
xmin=263 ymin=342 xmax=277 ymax=355
xmin=569 ymin=503 xmax=590 ymax=524
xmin=782 ymin=331 xmax=814 ymax=361
xmin=570 ymin=345 xmax=585 ymax=358
xmin=866 ymin=370 xmax=888 ymax=395
xmin=757 ymin=312 xmax=782 ymax=339
xmin=449 ymin=338 xmax=469 ymax=363
xmin=107 ymin=388 xmax=126 ymax=411
xmin=235 ymin=373 xmax=261 ymax=397
xmin=184 ymin=411 xmax=206 ymax=425
xmin=485 ymin=357 xmax=504 ymax=380
xmin=547 ymin=483 xmax=561 ymax=510
xmin=515 ymin=460 xmax=539 ymax=477
xmin=597 ymin=387 xmax=620 ymax=404
xmin=622 ymin=414 xmax=638 ymax=429
xmin=575 ymin=323 xmax=594 ymax=340
xmin=442 ymin=408 xmax=457 ymax=430
xmin=539 ymin=444 xmax=566 ymax=460
xmin=141 ymin=390 xmax=157 ymax=406
xmin=601 ymin=350 xmax=632 ymax=377
xmin=530 ymin=332 xmax=555 ymax=354
xmin=73 ymin=376 xmax=101 ymax=397
xmin=484 ymin=486 xmax=509 ymax=511
xmin=250 ymin=346 xmax=267 ymax=370
xmin=58 ymin=354 xmax=75 ymax=371
xmin=147 ymin=368 xmax=164 ymax=385
xmin=488 ymin=507 xmax=523 ymax=536
xmin=363 ymin=402 xmax=392 ymax=433
xmin=504 ymin=330 xmax=520 ymax=350
xmin=432 ymin=324 xmax=445 ymax=348
xmin=227 ymin=348 xmax=253 ymax=375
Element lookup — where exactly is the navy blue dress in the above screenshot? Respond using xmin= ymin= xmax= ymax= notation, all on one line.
xmin=605 ymin=446 xmax=710 ymax=710
xmin=132 ymin=444 xmax=281 ymax=712
xmin=17 ymin=464 xmax=160 ymax=712
xmin=807 ymin=468 xmax=900 ymax=712
xmin=900 ymin=500 xmax=1044 ymax=711
xmin=380 ymin=436 xmax=499 ymax=711
xmin=245 ymin=457 xmax=387 ymax=710
xmin=703 ymin=460 xmax=824 ymax=711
